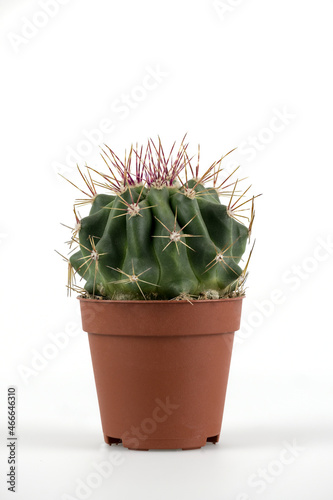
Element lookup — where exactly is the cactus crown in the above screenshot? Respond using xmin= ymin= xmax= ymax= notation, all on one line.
xmin=59 ymin=137 xmax=258 ymax=301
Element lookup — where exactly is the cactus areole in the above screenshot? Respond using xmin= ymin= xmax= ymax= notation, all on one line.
xmin=63 ymin=138 xmax=256 ymax=301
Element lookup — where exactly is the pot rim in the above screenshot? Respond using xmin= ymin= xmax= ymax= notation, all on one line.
xmin=79 ymin=295 xmax=244 ymax=336
xmin=78 ymin=296 xmax=245 ymax=305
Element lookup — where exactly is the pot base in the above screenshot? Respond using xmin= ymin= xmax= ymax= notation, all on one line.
xmin=104 ymin=433 xmax=220 ymax=450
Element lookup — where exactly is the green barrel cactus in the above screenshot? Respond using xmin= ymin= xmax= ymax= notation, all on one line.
xmin=62 ymin=138 xmax=257 ymax=300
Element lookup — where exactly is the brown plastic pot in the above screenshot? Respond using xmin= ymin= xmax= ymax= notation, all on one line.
xmin=79 ymin=296 xmax=243 ymax=450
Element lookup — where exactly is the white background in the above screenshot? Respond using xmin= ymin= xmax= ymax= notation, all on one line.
xmin=1 ymin=0 xmax=333 ymax=499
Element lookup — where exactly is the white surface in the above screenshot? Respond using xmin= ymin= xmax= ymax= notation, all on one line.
xmin=1 ymin=0 xmax=333 ymax=498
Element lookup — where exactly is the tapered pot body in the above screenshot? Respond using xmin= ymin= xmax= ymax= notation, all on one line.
xmin=79 ymin=297 xmax=243 ymax=450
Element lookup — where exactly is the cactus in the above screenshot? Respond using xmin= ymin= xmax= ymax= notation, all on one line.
xmin=61 ymin=138 xmax=258 ymax=300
